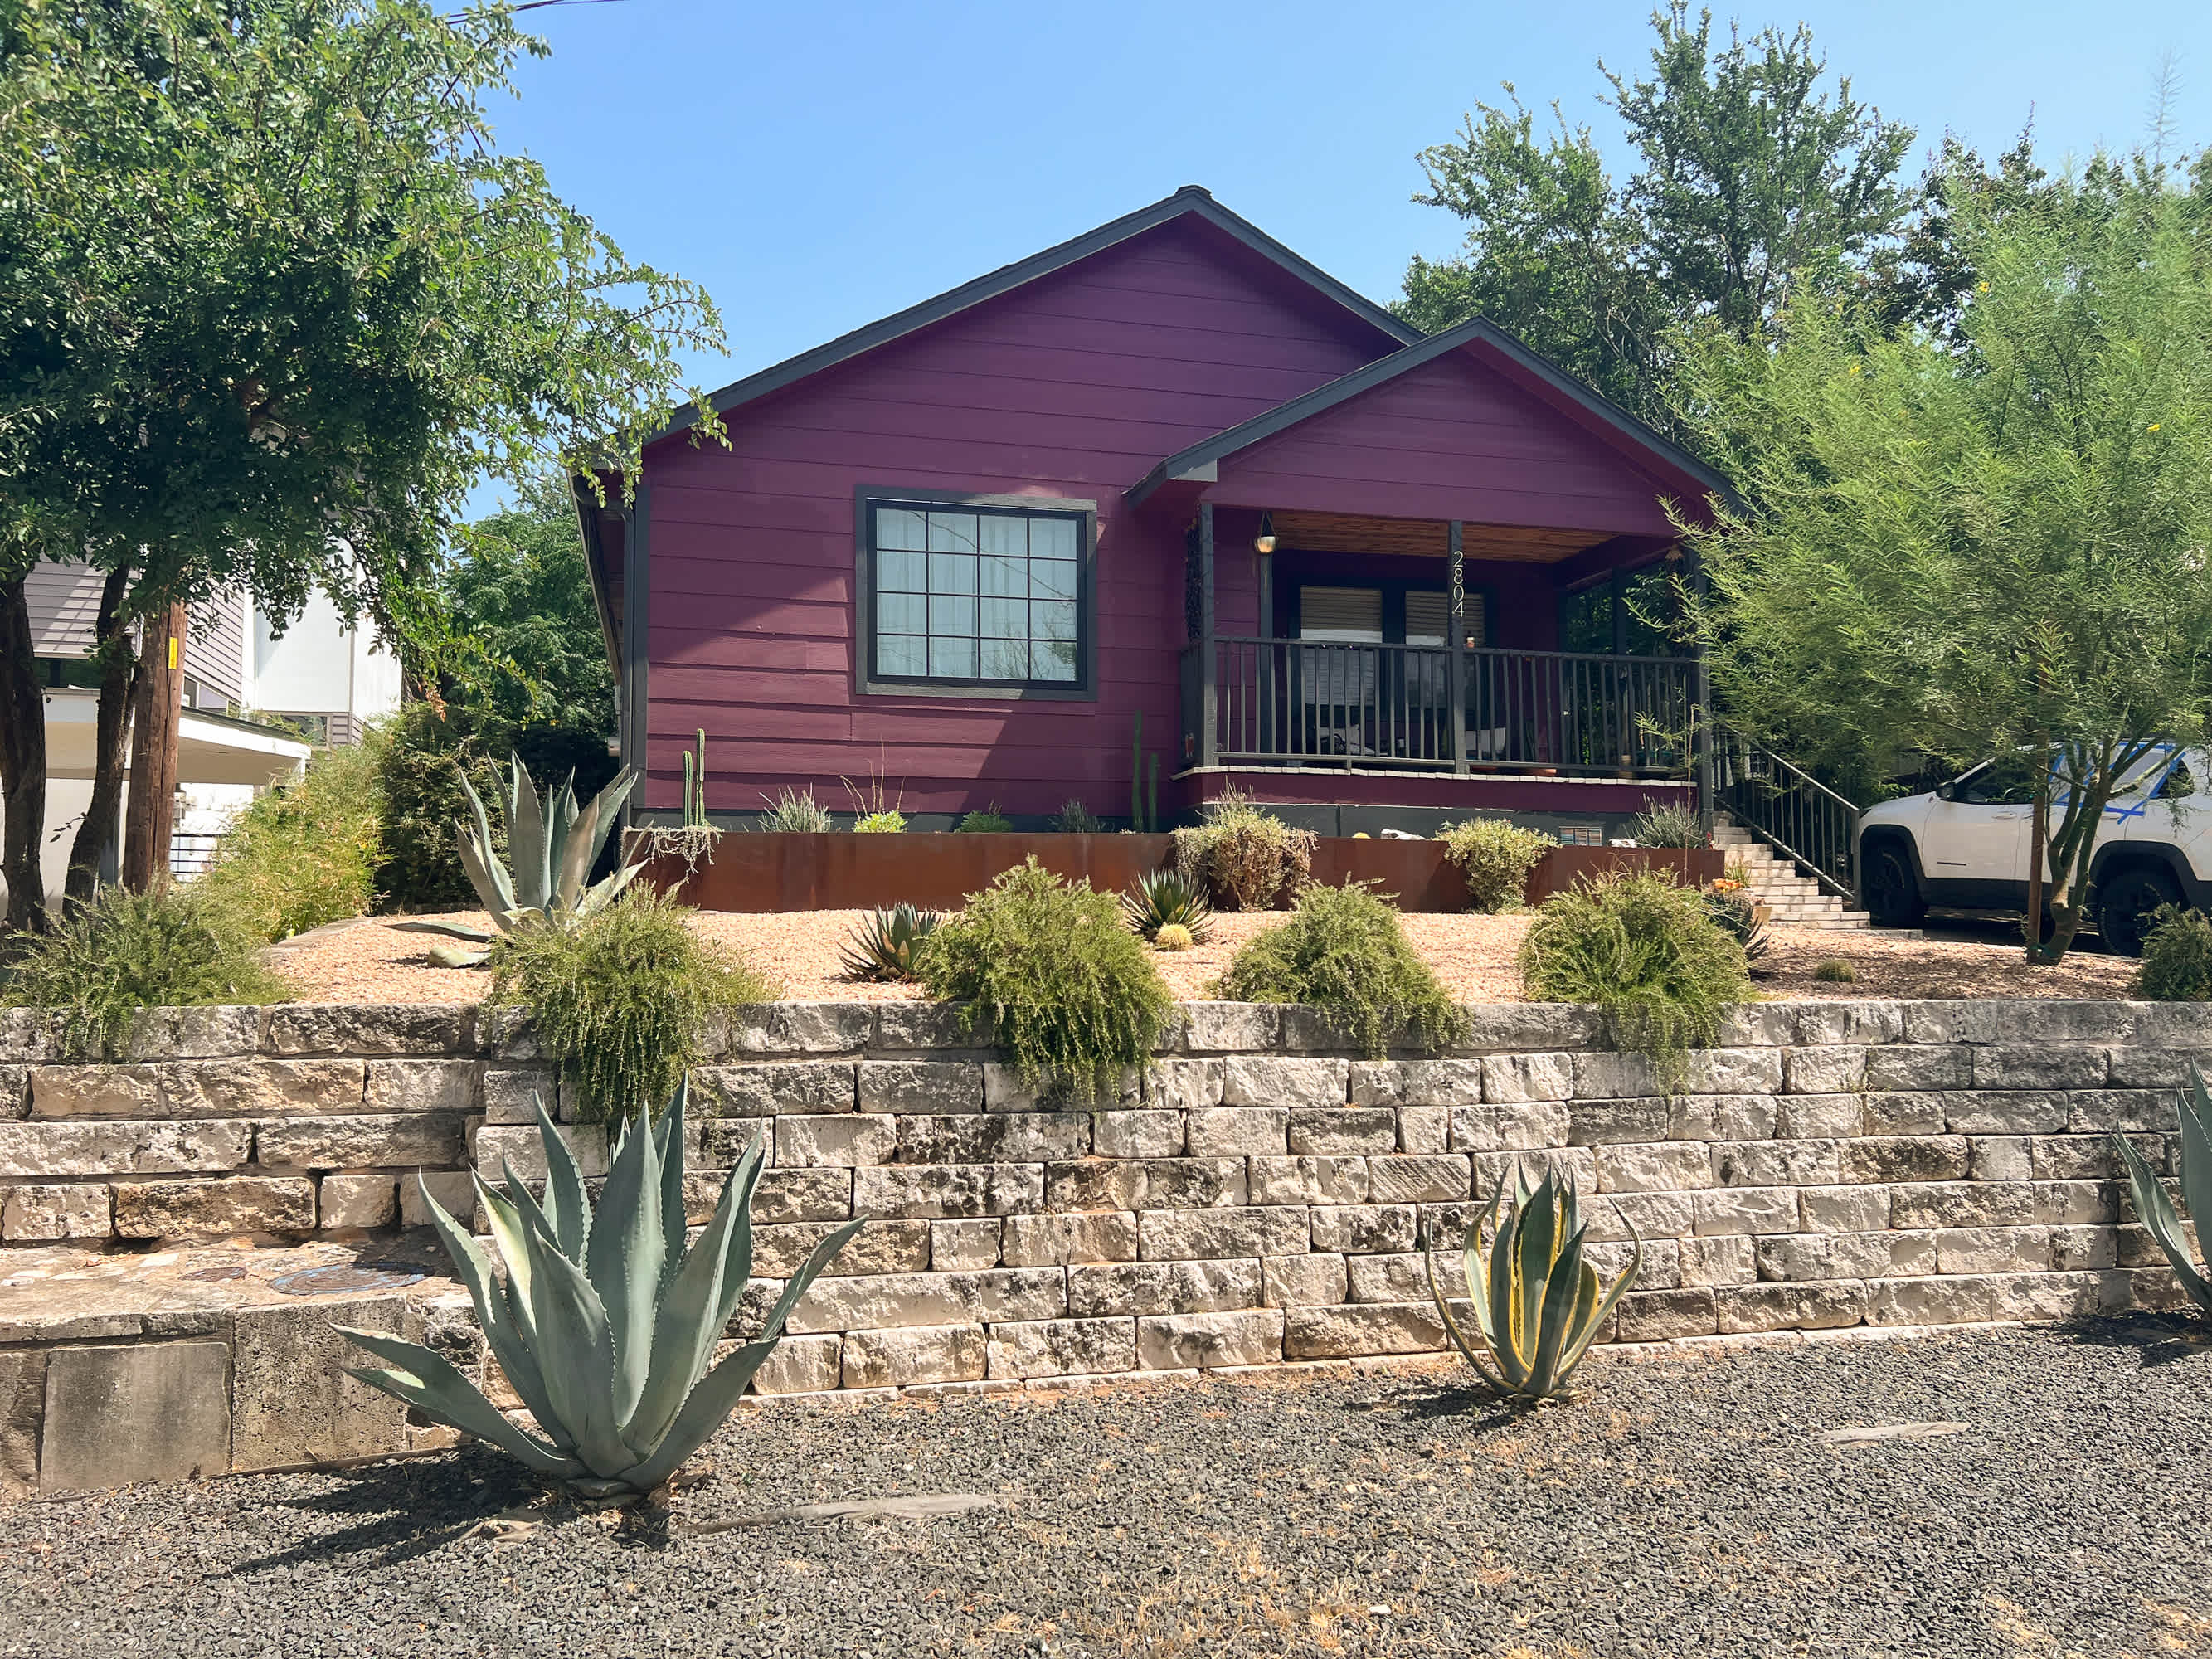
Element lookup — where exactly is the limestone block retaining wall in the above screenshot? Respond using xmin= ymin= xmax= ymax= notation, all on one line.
xmin=0 ymin=1006 xmax=481 ymax=1244
xmin=4 ymin=999 xmax=2201 ymax=1394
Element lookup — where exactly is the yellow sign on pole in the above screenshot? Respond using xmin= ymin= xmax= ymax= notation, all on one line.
xmin=168 ymin=635 xmax=178 ymax=670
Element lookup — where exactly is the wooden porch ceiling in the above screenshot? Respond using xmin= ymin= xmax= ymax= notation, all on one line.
xmin=1270 ymin=510 xmax=1610 ymax=563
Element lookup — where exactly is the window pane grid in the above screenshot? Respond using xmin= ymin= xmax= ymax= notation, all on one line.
xmin=873 ymin=502 xmax=1082 ymax=687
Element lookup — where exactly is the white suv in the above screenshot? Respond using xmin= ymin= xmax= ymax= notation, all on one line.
xmin=1856 ymin=747 xmax=2212 ymax=954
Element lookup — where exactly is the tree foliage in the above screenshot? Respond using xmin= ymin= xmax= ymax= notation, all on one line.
xmin=1401 ymin=4 xmax=1915 ymax=428
xmin=0 ymin=0 xmax=719 ymax=929
xmin=436 ymin=476 xmax=617 ymax=734
xmin=1679 ymin=153 xmax=2212 ymax=961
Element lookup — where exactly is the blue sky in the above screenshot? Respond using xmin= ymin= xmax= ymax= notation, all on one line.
xmin=486 ymin=0 xmax=2207 ymax=504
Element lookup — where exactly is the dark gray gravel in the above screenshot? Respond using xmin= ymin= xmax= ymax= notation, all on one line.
xmin=3 ymin=1320 xmax=2209 ymax=1657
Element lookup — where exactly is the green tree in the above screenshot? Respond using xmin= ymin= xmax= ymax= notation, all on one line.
xmin=1403 ymin=4 xmax=1915 ymax=427
xmin=0 ymin=0 xmax=720 ymax=931
xmin=1678 ymin=155 xmax=2212 ymax=962
xmin=437 ymin=477 xmax=617 ymax=734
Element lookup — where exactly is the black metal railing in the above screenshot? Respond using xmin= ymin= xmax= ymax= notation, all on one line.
xmin=168 ymin=832 xmax=226 ymax=879
xmin=1182 ymin=639 xmax=1699 ymax=777
xmin=1714 ymin=727 xmax=1861 ymax=898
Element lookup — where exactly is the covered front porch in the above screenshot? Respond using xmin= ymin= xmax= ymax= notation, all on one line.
xmin=1124 ymin=315 xmax=1724 ymax=824
xmin=1174 ymin=505 xmax=1701 ymax=786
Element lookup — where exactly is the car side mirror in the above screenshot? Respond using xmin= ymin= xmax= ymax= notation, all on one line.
xmin=1934 ymin=782 xmax=1956 ymax=802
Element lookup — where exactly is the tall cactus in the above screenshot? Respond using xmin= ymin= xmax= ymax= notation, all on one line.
xmin=683 ymin=729 xmax=710 ymax=830
xmin=1131 ymin=711 xmax=1155 ymax=834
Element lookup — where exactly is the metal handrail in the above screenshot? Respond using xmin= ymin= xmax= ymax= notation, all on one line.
xmin=1714 ymin=726 xmax=1861 ymax=899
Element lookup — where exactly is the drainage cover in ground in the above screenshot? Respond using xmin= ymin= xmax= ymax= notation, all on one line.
xmin=268 ymin=1263 xmax=426 ymax=1296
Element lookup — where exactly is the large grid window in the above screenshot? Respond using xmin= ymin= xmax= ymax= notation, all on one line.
xmin=869 ymin=501 xmax=1085 ymax=688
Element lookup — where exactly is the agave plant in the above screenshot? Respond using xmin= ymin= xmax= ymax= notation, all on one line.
xmin=395 ymin=757 xmax=642 ymax=966
xmin=2112 ymin=1061 xmax=2212 ymax=1316
xmin=1122 ymin=867 xmax=1213 ymax=945
xmin=839 ymin=902 xmax=943 ymax=982
xmin=1424 ymin=1165 xmax=1641 ymax=1402
xmin=337 ymin=1084 xmax=861 ymax=1497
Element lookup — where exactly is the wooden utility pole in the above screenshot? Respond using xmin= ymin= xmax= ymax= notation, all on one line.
xmin=121 ymin=602 xmax=187 ymax=891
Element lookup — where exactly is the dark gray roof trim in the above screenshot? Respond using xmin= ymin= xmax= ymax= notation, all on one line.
xmin=1125 ymin=314 xmax=1734 ymax=508
xmin=650 ymin=187 xmax=1420 ymax=445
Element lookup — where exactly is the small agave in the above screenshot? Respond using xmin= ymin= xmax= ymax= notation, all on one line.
xmin=336 ymin=1083 xmax=860 ymax=1497
xmin=839 ymin=902 xmax=943 ymax=982
xmin=2112 ymin=1060 xmax=2212 ymax=1316
xmin=1424 ymin=1165 xmax=1640 ymax=1402
xmin=1122 ymin=868 xmax=1213 ymax=945
xmin=395 ymin=756 xmax=643 ymax=966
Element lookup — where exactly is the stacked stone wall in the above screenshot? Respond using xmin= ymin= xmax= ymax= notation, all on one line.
xmin=4 ymin=999 xmax=2200 ymax=1392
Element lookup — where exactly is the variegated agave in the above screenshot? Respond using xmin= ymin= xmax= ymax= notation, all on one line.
xmin=335 ymin=1084 xmax=860 ymax=1496
xmin=395 ymin=757 xmax=643 ymax=966
xmin=1423 ymin=1165 xmax=1641 ymax=1402
xmin=2112 ymin=1060 xmax=2211 ymax=1316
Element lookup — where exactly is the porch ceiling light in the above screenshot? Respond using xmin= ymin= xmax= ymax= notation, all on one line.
xmin=1254 ymin=512 xmax=1276 ymax=556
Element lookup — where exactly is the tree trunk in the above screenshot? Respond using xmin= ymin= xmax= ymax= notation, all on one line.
xmin=0 ymin=571 xmax=49 ymax=934
xmin=2025 ymin=734 xmax=2050 ymax=965
xmin=64 ymin=567 xmax=141 ymax=904
xmin=121 ymin=601 xmax=187 ymax=893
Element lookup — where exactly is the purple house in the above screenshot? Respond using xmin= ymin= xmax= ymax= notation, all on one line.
xmin=581 ymin=187 xmax=1726 ymax=838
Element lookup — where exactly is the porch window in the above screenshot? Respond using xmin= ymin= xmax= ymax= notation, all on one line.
xmin=863 ymin=495 xmax=1092 ymax=694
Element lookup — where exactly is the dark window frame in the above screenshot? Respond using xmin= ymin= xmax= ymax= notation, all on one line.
xmin=853 ymin=487 xmax=1099 ymax=701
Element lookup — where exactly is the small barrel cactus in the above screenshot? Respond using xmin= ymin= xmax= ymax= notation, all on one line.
xmin=1154 ymin=922 xmax=1194 ymax=952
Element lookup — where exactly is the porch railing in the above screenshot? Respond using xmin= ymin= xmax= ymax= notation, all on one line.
xmin=1179 ymin=639 xmax=1699 ymax=777
xmin=1714 ymin=727 xmax=1860 ymax=899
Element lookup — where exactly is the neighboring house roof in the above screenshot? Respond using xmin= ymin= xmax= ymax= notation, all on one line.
xmin=1125 ymin=314 xmax=1734 ymax=509
xmin=649 ymin=186 xmax=1421 ymax=443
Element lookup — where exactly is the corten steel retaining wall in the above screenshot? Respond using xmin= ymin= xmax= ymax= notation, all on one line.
xmin=2 ymin=1000 xmax=2198 ymax=1376
xmin=634 ymin=834 xmax=1723 ymax=914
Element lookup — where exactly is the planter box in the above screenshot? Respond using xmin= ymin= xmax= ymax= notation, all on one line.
xmin=638 ymin=832 xmax=1723 ymax=914
xmin=1525 ymin=845 xmax=1727 ymax=902
xmin=635 ymin=832 xmax=1176 ymax=913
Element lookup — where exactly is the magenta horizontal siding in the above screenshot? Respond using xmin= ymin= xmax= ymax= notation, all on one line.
xmin=1204 ymin=351 xmax=1684 ymax=536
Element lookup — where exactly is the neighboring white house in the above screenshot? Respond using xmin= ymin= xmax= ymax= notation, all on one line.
xmin=5 ymin=563 xmax=404 ymax=903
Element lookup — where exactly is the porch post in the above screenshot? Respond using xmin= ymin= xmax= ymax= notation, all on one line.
xmin=1448 ymin=520 xmax=1468 ymax=775
xmin=1255 ymin=530 xmax=1274 ymax=758
xmin=1198 ymin=502 xmax=1218 ymax=769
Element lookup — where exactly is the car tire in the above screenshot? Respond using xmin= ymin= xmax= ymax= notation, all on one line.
xmin=1861 ymin=838 xmax=1928 ymax=928
xmin=2094 ymin=864 xmax=2183 ymax=958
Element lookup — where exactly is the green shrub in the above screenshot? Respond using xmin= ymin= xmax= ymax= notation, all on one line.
xmin=1631 ymin=803 xmax=1705 ymax=848
xmin=1813 ymin=956 xmax=1858 ymax=984
xmin=1171 ymin=787 xmax=1316 ymax=910
xmin=2 ymin=883 xmax=289 ymax=1058
xmin=914 ymin=858 xmax=1172 ymax=1104
xmin=756 ymin=788 xmax=832 ymax=833
xmin=955 ymin=805 xmax=1013 ymax=834
xmin=1054 ymin=799 xmax=1105 ymax=834
xmin=489 ymin=888 xmax=779 ymax=1125
xmin=852 ymin=810 xmax=907 ymax=833
xmin=205 ymin=737 xmax=383 ymax=941
xmin=2135 ymin=905 xmax=2212 ymax=1000
xmin=1214 ymin=881 xmax=1467 ymax=1059
xmin=1518 ymin=869 xmax=1750 ymax=1089
xmin=373 ymin=702 xmax=503 ymax=910
xmin=1437 ymin=818 xmax=1555 ymax=912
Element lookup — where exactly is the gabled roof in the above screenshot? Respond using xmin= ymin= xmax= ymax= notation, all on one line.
xmin=651 ymin=187 xmax=1420 ymax=443
xmin=1124 ymin=314 xmax=1734 ymax=508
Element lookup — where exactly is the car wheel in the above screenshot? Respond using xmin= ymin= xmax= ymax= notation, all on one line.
xmin=2095 ymin=865 xmax=2183 ymax=957
xmin=1862 ymin=839 xmax=1927 ymax=928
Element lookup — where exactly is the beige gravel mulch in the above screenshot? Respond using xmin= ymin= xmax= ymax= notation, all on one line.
xmin=264 ymin=906 xmax=2139 ymax=1006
